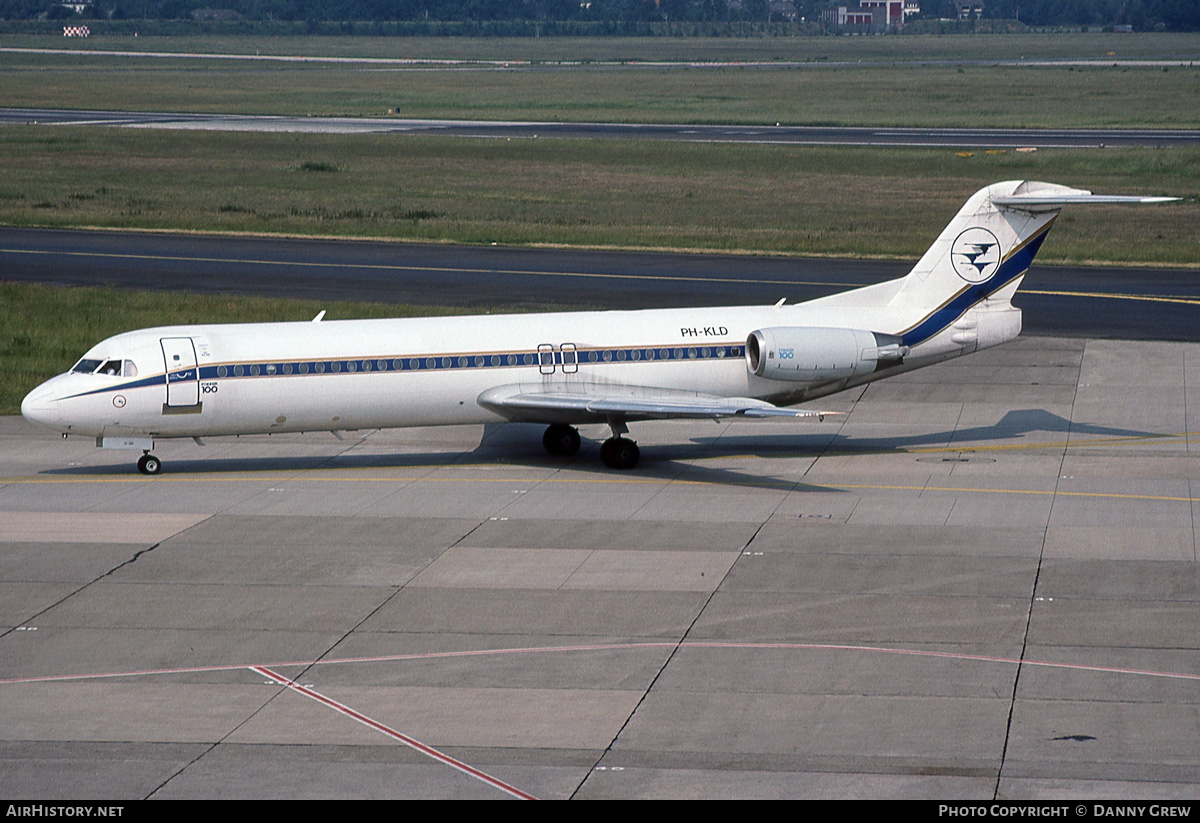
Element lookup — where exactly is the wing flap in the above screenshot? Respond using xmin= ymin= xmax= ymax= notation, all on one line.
xmin=479 ymin=385 xmax=832 ymax=422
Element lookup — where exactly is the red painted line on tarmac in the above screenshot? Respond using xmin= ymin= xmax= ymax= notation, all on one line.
xmin=280 ymin=641 xmax=678 ymax=667
xmin=2 ymin=640 xmax=1197 ymax=685
xmin=685 ymin=641 xmax=1200 ymax=682
xmin=0 ymin=642 xmax=677 ymax=684
xmin=0 ymin=662 xmax=261 ymax=684
xmin=252 ymin=665 xmax=536 ymax=800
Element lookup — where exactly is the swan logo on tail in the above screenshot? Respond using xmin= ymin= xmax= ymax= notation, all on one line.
xmin=950 ymin=227 xmax=1002 ymax=284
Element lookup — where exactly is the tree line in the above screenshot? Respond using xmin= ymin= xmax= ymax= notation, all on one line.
xmin=6 ymin=0 xmax=1199 ymax=32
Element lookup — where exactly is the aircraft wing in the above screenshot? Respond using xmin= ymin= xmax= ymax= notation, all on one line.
xmin=478 ymin=385 xmax=831 ymax=422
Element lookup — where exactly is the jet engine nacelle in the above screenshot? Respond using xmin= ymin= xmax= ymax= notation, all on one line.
xmin=746 ymin=326 xmax=907 ymax=384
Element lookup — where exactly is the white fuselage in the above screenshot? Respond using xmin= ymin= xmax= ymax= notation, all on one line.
xmin=20 ymin=290 xmax=1020 ymax=442
xmin=38 ymin=178 xmax=1160 ymax=465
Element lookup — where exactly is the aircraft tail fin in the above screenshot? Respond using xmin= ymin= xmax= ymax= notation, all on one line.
xmin=889 ymin=180 xmax=1176 ymax=349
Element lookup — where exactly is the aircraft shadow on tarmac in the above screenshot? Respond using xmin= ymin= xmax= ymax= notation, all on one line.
xmin=685 ymin=409 xmax=1165 ymax=457
xmin=40 ymin=411 xmax=1164 ymax=492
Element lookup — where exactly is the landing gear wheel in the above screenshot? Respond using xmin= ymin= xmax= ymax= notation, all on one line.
xmin=542 ymin=424 xmax=581 ymax=457
xmin=600 ymin=437 xmax=640 ymax=470
xmin=137 ymin=453 xmax=162 ymax=475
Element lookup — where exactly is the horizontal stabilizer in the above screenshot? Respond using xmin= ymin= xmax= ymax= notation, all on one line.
xmin=992 ymin=193 xmax=1179 ymax=212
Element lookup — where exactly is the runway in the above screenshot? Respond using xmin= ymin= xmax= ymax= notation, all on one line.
xmin=4 ymin=107 xmax=1199 ymax=148
xmin=2 ymin=335 xmax=1198 ymax=798
xmin=3 ymin=226 xmax=1200 ymax=341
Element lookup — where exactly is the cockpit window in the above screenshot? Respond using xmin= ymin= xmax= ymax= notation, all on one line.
xmin=71 ymin=359 xmax=103 ymax=374
xmin=70 ymin=358 xmax=138 ymax=377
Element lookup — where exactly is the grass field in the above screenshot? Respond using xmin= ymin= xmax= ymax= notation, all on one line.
xmin=3 ymin=33 xmax=1200 ymax=127
xmin=0 ymin=127 xmax=1194 ymax=262
xmin=6 ymin=31 xmax=1200 ymax=63
xmin=2 ymin=33 xmax=1195 ymax=257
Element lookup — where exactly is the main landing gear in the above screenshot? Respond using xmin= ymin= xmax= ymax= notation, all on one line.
xmin=541 ymin=422 xmax=640 ymax=470
xmin=599 ymin=436 xmax=639 ymax=470
xmin=542 ymin=423 xmax=581 ymax=457
xmin=136 ymin=452 xmax=162 ymax=475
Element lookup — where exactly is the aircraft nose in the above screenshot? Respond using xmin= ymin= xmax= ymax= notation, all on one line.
xmin=21 ymin=383 xmax=62 ymax=429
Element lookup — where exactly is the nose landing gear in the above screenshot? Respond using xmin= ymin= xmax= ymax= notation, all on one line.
xmin=136 ymin=452 xmax=162 ymax=475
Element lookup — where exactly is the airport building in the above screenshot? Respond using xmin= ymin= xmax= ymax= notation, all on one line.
xmin=950 ymin=0 xmax=984 ymax=18
xmin=822 ymin=0 xmax=919 ymax=32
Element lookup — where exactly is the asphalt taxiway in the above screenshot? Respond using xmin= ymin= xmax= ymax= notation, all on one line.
xmin=5 ymin=107 xmax=1199 ymax=149
xmin=2 ymin=335 xmax=1198 ymax=799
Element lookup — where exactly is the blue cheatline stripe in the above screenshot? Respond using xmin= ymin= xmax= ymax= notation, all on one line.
xmin=59 ymin=343 xmax=747 ymax=400
xmin=899 ymin=227 xmax=1050 ymax=349
xmin=59 ymin=373 xmax=167 ymax=401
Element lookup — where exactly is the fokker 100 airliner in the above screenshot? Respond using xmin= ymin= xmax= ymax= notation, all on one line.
xmin=21 ymin=181 xmax=1175 ymax=474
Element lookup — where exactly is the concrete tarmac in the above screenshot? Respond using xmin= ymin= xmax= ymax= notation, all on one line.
xmin=1 ymin=335 xmax=1198 ymax=799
